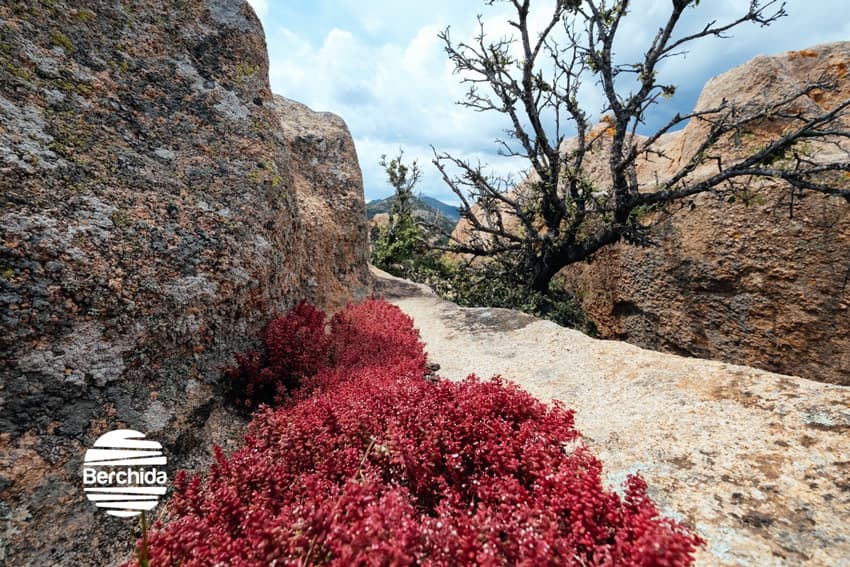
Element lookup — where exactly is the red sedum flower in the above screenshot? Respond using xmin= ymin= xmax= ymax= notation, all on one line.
xmin=131 ymin=299 xmax=702 ymax=566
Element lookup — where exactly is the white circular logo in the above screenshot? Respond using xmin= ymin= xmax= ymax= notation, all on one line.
xmin=82 ymin=429 xmax=168 ymax=518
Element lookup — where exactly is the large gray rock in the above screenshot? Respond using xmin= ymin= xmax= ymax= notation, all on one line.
xmin=0 ymin=1 xmax=368 ymax=564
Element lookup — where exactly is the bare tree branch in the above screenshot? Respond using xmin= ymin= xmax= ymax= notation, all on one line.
xmin=434 ymin=0 xmax=849 ymax=293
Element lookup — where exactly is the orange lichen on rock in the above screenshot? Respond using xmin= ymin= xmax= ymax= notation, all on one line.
xmin=796 ymin=48 xmax=819 ymax=58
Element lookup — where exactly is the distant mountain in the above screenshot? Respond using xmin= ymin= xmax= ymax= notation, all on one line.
xmin=365 ymin=195 xmax=395 ymax=218
xmin=418 ymin=196 xmax=460 ymax=221
xmin=366 ymin=194 xmax=460 ymax=236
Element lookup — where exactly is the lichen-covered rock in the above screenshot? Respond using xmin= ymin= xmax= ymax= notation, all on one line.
xmin=274 ymin=96 xmax=370 ymax=310
xmin=561 ymin=43 xmax=850 ymax=385
xmin=0 ymin=1 xmax=368 ymax=564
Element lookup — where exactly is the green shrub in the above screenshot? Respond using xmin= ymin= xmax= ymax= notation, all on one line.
xmin=371 ymin=150 xmax=595 ymax=333
xmin=439 ymin=262 xmax=596 ymax=333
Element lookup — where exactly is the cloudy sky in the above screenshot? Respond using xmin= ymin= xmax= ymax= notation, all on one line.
xmin=246 ymin=1 xmax=848 ymax=204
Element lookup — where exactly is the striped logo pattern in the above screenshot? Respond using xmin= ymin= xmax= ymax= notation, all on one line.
xmin=83 ymin=429 xmax=168 ymax=518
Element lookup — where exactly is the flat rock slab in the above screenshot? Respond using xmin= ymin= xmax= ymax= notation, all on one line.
xmin=372 ymin=268 xmax=850 ymax=566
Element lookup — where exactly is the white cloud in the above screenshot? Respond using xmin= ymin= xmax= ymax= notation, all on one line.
xmin=267 ymin=19 xmax=524 ymax=199
xmin=263 ymin=0 xmax=850 ymax=202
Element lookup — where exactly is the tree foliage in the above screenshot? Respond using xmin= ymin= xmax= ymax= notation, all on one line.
xmin=434 ymin=0 xmax=850 ymax=293
xmin=371 ymin=151 xmax=427 ymax=274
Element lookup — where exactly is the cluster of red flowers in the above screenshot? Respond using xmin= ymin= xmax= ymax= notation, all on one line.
xmin=224 ymin=300 xmax=331 ymax=408
xmin=133 ymin=299 xmax=702 ymax=565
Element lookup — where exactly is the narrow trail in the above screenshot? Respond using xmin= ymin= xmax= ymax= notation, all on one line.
xmin=372 ymin=267 xmax=850 ymax=566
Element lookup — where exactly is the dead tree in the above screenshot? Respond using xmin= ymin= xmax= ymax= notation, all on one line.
xmin=433 ymin=0 xmax=850 ymax=293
